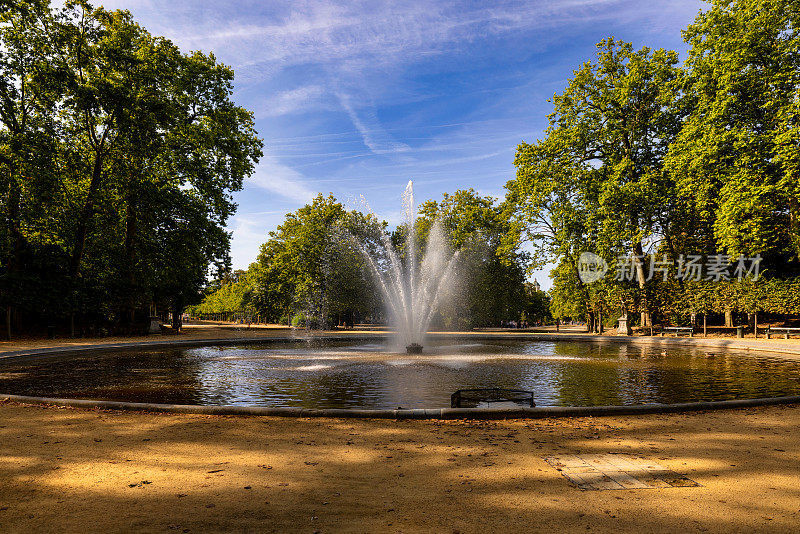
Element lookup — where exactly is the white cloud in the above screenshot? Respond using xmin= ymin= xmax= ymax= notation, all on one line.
xmin=337 ymin=92 xmax=410 ymax=155
xmin=138 ymin=1 xmax=699 ymax=68
xmin=244 ymin=154 xmax=317 ymax=203
xmin=64 ymin=1 xmax=707 ymax=83
xmin=252 ymin=85 xmax=327 ymax=118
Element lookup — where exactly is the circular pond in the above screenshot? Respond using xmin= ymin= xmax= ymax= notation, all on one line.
xmin=2 ymin=338 xmax=800 ymax=409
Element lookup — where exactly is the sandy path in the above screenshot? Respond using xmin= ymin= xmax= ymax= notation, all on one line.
xmin=1 ymin=401 xmax=799 ymax=533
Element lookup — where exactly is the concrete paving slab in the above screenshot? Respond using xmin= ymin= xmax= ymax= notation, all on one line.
xmin=545 ymin=454 xmax=701 ymax=490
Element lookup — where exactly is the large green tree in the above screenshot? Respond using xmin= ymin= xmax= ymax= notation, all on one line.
xmin=249 ymin=195 xmax=381 ymax=326
xmin=506 ymin=38 xmax=684 ymax=326
xmin=0 ymin=1 xmax=262 ymax=337
xmin=0 ymin=0 xmax=65 ymax=337
xmin=57 ymin=2 xmax=262 ymax=332
xmin=667 ymin=0 xmax=800 ymax=267
xmin=416 ymin=189 xmax=532 ymax=328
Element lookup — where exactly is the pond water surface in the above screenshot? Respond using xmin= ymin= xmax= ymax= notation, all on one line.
xmin=1 ymin=338 xmax=799 ymax=409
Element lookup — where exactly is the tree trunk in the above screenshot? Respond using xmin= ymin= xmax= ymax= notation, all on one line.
xmin=703 ymin=313 xmax=707 ymax=337
xmin=7 ymin=172 xmax=26 ymax=274
xmin=125 ymin=194 xmax=138 ymax=325
xmin=4 ymin=169 xmax=25 ymax=342
xmin=172 ymin=307 xmax=182 ymax=333
xmin=754 ymin=311 xmax=758 ymax=338
xmin=789 ymin=197 xmax=800 ymax=259
xmin=69 ymin=153 xmax=105 ymax=281
xmin=724 ymin=309 xmax=733 ymax=328
xmin=598 ymin=309 xmax=603 ymax=334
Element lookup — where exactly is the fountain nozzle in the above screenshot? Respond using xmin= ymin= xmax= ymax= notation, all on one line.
xmin=406 ymin=343 xmax=423 ymax=354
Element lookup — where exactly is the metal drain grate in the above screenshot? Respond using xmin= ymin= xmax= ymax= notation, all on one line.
xmin=544 ymin=454 xmax=701 ymax=490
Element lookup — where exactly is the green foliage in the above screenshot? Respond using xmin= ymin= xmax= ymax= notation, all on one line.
xmin=198 ymin=190 xmax=543 ymax=329
xmin=416 ymin=189 xmax=534 ymax=327
xmin=523 ymin=283 xmax=552 ymax=324
xmin=506 ymin=38 xmax=683 ymax=323
xmin=188 ymin=271 xmax=254 ymax=315
xmin=0 ymin=1 xmax=262 ymax=335
xmin=659 ymin=278 xmax=800 ymax=319
xmin=247 ymin=194 xmax=382 ymax=326
xmin=507 ymin=2 xmax=800 ymax=324
xmin=668 ymin=0 xmax=800 ymax=263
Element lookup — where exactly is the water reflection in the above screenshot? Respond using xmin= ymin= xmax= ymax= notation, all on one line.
xmin=1 ymin=339 xmax=799 ymax=409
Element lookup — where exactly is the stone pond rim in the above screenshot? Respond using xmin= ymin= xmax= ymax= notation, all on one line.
xmin=3 ymin=392 xmax=800 ymax=419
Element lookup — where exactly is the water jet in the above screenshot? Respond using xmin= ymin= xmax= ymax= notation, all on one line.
xmin=352 ymin=181 xmax=460 ymax=350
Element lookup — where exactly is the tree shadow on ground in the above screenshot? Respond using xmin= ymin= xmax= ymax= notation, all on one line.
xmin=0 ymin=402 xmax=798 ymax=533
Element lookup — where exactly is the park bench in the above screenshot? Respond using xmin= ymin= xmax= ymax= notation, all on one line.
xmin=661 ymin=326 xmax=694 ymax=337
xmin=766 ymin=326 xmax=800 ymax=339
xmin=451 ymin=388 xmax=535 ymax=408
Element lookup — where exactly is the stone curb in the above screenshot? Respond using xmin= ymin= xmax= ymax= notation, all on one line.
xmin=2 ymin=393 xmax=799 ymax=420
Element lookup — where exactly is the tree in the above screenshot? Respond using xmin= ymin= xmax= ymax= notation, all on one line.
xmin=0 ymin=1 xmax=262 ymax=337
xmin=249 ymin=195 xmax=382 ymax=326
xmin=218 ymin=190 xmax=535 ymax=330
xmin=522 ymin=282 xmax=551 ymax=325
xmin=189 ymin=270 xmax=255 ymax=316
xmin=667 ymin=0 xmax=800 ymax=268
xmin=416 ymin=189 xmax=532 ymax=328
xmin=0 ymin=0 xmax=65 ymax=338
xmin=506 ymin=38 xmax=683 ymax=326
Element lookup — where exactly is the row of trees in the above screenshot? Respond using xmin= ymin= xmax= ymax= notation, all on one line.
xmin=504 ymin=0 xmax=800 ymax=327
xmin=663 ymin=279 xmax=800 ymax=324
xmin=0 ymin=1 xmax=262 ymax=337
xmin=191 ymin=191 xmax=551 ymax=329
xmin=559 ymin=277 xmax=800 ymax=332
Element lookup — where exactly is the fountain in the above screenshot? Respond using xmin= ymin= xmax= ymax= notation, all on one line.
xmin=352 ymin=181 xmax=460 ymax=353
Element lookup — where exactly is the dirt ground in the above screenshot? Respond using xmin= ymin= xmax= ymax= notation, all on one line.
xmin=0 ymin=401 xmax=799 ymax=533
xmin=1 ymin=326 xmax=800 ymax=533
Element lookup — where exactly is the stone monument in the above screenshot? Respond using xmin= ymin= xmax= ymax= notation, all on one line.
xmin=617 ymin=307 xmax=632 ymax=336
xmin=148 ymin=316 xmax=162 ymax=334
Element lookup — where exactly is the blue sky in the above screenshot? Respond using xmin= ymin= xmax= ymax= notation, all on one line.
xmin=99 ymin=0 xmax=707 ymax=287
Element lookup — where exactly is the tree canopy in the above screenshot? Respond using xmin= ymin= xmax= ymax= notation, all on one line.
xmin=244 ymin=194 xmax=383 ymax=327
xmin=505 ymin=0 xmax=800 ymax=328
xmin=0 ymin=1 xmax=262 ymax=337
xmin=667 ymin=0 xmax=800 ymax=264
xmin=196 ymin=190 xmax=548 ymax=329
xmin=416 ymin=189 xmax=544 ymax=328
xmin=506 ymin=37 xmax=683 ymax=326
